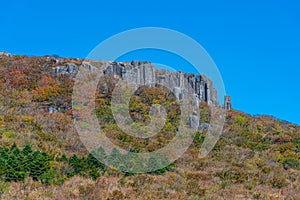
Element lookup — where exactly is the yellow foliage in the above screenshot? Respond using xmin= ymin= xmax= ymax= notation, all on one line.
xmin=0 ymin=116 xmax=4 ymax=129
xmin=32 ymin=85 xmax=60 ymax=101
xmin=22 ymin=116 xmax=34 ymax=125
xmin=2 ymin=130 xmax=14 ymax=139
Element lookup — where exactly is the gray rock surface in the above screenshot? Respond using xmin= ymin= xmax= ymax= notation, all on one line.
xmin=198 ymin=123 xmax=210 ymax=131
xmin=51 ymin=60 xmax=231 ymax=110
xmin=48 ymin=107 xmax=58 ymax=114
xmin=0 ymin=52 xmax=12 ymax=57
xmin=223 ymin=96 xmax=231 ymax=110
xmin=66 ymin=63 xmax=77 ymax=74
xmin=189 ymin=111 xmax=199 ymax=129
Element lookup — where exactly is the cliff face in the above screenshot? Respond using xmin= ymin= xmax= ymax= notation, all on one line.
xmin=52 ymin=60 xmax=229 ymax=109
xmin=0 ymin=52 xmax=230 ymax=110
xmin=102 ymin=61 xmax=220 ymax=106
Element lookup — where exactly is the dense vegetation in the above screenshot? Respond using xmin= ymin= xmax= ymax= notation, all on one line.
xmin=0 ymin=55 xmax=299 ymax=199
xmin=0 ymin=143 xmax=106 ymax=184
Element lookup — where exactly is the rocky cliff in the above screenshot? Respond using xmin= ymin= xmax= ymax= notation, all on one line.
xmin=52 ymin=59 xmax=231 ymax=110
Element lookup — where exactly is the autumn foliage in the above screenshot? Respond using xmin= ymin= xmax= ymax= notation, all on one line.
xmin=0 ymin=55 xmax=299 ymax=199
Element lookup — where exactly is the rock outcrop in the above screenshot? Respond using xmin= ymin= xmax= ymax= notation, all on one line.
xmin=223 ymin=96 xmax=232 ymax=110
xmin=0 ymin=52 xmax=12 ymax=57
xmin=52 ymin=60 xmax=231 ymax=110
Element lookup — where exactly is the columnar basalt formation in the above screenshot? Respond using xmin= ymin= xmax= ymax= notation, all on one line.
xmin=103 ymin=61 xmax=156 ymax=87
xmin=224 ymin=96 xmax=232 ymax=110
xmin=101 ymin=61 xmax=229 ymax=109
xmin=51 ymin=60 xmax=231 ymax=110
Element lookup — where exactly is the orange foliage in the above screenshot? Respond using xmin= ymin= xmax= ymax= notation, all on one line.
xmin=32 ymin=85 xmax=60 ymax=101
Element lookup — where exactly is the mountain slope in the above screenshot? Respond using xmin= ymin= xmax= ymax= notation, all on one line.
xmin=0 ymin=54 xmax=299 ymax=199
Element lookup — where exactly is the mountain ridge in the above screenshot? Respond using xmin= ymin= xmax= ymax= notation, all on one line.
xmin=0 ymin=53 xmax=299 ymax=199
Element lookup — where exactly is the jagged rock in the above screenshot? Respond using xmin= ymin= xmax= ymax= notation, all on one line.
xmin=189 ymin=111 xmax=199 ymax=129
xmin=104 ymin=61 xmax=156 ymax=87
xmin=52 ymin=63 xmax=78 ymax=76
xmin=191 ymin=95 xmax=199 ymax=107
xmin=66 ymin=63 xmax=77 ymax=74
xmin=82 ymin=62 xmax=96 ymax=71
xmin=50 ymin=59 xmax=229 ymax=108
xmin=198 ymin=123 xmax=210 ymax=131
xmin=131 ymin=60 xmax=139 ymax=66
xmin=52 ymin=66 xmax=64 ymax=76
xmin=223 ymin=96 xmax=231 ymax=110
xmin=186 ymin=73 xmax=195 ymax=89
xmin=173 ymin=87 xmax=182 ymax=100
xmin=48 ymin=107 xmax=58 ymax=114
xmin=212 ymin=88 xmax=218 ymax=106
xmin=0 ymin=52 xmax=12 ymax=57
xmin=55 ymin=59 xmax=60 ymax=64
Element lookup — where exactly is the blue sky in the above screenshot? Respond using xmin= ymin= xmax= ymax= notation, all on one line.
xmin=1 ymin=0 xmax=299 ymax=124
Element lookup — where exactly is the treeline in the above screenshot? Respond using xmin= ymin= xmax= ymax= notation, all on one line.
xmin=0 ymin=144 xmax=173 ymax=185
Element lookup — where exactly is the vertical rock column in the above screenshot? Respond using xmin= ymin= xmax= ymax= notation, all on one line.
xmin=206 ymin=79 xmax=213 ymax=105
xmin=199 ymin=75 xmax=208 ymax=102
xmin=143 ymin=63 xmax=156 ymax=86
xmin=186 ymin=73 xmax=195 ymax=90
xmin=195 ymin=75 xmax=201 ymax=99
xmin=224 ymin=96 xmax=232 ymax=110
xmin=212 ymin=88 xmax=218 ymax=106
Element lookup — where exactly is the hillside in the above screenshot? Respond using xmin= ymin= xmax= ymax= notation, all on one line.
xmin=0 ymin=54 xmax=299 ymax=199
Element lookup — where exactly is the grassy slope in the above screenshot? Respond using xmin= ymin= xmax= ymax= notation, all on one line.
xmin=0 ymin=55 xmax=299 ymax=199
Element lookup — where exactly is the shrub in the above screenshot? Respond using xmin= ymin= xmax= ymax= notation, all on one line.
xmin=283 ymin=158 xmax=300 ymax=170
xmin=270 ymin=174 xmax=287 ymax=188
xmin=234 ymin=115 xmax=247 ymax=126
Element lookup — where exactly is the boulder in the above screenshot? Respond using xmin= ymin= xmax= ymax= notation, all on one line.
xmin=189 ymin=111 xmax=199 ymax=129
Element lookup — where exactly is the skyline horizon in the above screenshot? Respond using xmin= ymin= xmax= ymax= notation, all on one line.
xmin=1 ymin=50 xmax=298 ymax=125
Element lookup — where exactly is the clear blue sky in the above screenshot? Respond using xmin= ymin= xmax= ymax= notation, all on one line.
xmin=1 ymin=0 xmax=299 ymax=124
